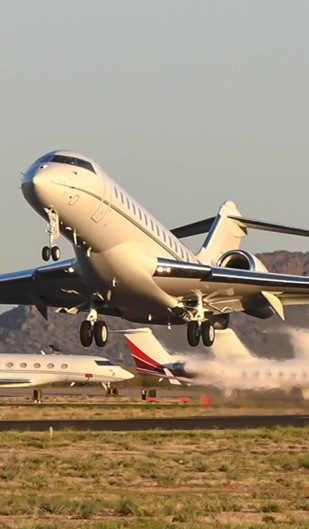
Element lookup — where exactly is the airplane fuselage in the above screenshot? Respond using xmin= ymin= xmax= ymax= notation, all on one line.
xmin=0 ymin=352 xmax=133 ymax=387
xmin=22 ymin=151 xmax=196 ymax=324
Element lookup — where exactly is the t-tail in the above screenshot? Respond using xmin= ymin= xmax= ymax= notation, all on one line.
xmin=171 ymin=199 xmax=309 ymax=266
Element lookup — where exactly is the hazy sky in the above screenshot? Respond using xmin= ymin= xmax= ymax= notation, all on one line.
xmin=1 ymin=0 xmax=309 ymax=276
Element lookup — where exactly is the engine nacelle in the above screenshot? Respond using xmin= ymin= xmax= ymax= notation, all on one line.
xmin=216 ymin=249 xmax=268 ymax=273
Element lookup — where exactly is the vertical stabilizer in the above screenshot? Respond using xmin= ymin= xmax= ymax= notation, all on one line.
xmin=124 ymin=328 xmax=173 ymax=374
xmin=196 ymin=201 xmax=246 ymax=265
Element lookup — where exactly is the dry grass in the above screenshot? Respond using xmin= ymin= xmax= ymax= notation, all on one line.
xmin=0 ymin=426 xmax=307 ymax=527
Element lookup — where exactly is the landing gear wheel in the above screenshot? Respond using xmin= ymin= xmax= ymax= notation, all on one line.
xmin=201 ymin=321 xmax=215 ymax=347
xmin=42 ymin=246 xmax=51 ymax=261
xmin=80 ymin=320 xmax=93 ymax=347
xmin=94 ymin=321 xmax=108 ymax=347
xmin=51 ymin=246 xmax=61 ymax=261
xmin=187 ymin=321 xmax=200 ymax=347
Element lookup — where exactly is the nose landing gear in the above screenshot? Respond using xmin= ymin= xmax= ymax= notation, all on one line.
xmin=80 ymin=309 xmax=108 ymax=347
xmin=42 ymin=209 xmax=61 ymax=262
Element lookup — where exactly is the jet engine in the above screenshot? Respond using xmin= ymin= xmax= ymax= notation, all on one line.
xmin=217 ymin=249 xmax=273 ymax=319
xmin=216 ymin=249 xmax=268 ymax=273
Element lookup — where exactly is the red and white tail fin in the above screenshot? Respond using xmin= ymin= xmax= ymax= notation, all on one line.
xmin=124 ymin=328 xmax=173 ymax=377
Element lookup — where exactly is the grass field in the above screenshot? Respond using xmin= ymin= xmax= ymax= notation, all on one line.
xmin=0 ymin=425 xmax=307 ymax=528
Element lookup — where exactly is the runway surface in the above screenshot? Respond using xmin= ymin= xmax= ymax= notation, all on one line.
xmin=0 ymin=415 xmax=308 ymax=431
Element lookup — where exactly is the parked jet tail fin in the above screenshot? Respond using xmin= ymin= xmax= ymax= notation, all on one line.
xmin=124 ymin=328 xmax=173 ymax=376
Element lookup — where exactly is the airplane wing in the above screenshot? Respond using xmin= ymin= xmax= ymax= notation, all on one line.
xmin=0 ymin=259 xmax=93 ymax=319
xmin=154 ymin=258 xmax=309 ymax=319
xmin=0 ymin=379 xmax=32 ymax=384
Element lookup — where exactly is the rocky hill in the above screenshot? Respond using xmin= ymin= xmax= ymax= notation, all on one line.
xmin=1 ymin=251 xmax=309 ymax=364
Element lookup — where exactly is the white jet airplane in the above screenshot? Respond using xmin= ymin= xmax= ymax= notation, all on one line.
xmin=0 ymin=351 xmax=133 ymax=389
xmin=124 ymin=328 xmax=309 ymax=397
xmin=3 ymin=150 xmax=309 ymax=349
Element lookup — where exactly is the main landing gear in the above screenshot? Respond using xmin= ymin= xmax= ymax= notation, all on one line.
xmin=42 ymin=208 xmax=61 ymax=262
xmin=80 ymin=310 xmax=108 ymax=348
xmin=187 ymin=320 xmax=215 ymax=347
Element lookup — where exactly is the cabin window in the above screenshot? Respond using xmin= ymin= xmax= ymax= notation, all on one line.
xmin=47 ymin=363 xmax=55 ymax=369
xmin=6 ymin=362 xmax=13 ymax=368
xmin=138 ymin=209 xmax=142 ymax=221
xmin=61 ymin=363 xmax=68 ymax=369
xmin=34 ymin=363 xmax=41 ymax=369
xmin=114 ymin=187 xmax=118 ymax=199
xmin=174 ymin=240 xmax=178 ymax=253
xmin=144 ymin=214 xmax=148 ymax=226
xmin=20 ymin=363 xmax=27 ymax=368
xmin=186 ymin=252 xmax=190 ymax=262
xmin=120 ymin=192 xmax=124 ymax=204
xmin=150 ymin=219 xmax=154 ymax=231
xmin=180 ymin=247 xmax=184 ymax=259
xmin=169 ymin=236 xmax=173 ymax=248
xmin=126 ymin=197 xmax=130 ymax=209
xmin=156 ymin=225 xmax=160 ymax=237
xmin=132 ymin=203 xmax=136 ymax=215
xmin=163 ymin=231 xmax=166 ymax=242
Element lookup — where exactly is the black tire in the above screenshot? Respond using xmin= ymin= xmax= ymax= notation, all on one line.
xmin=80 ymin=320 xmax=92 ymax=347
xmin=42 ymin=246 xmax=50 ymax=261
xmin=51 ymin=246 xmax=61 ymax=261
xmin=94 ymin=321 xmax=108 ymax=347
xmin=201 ymin=321 xmax=215 ymax=347
xmin=187 ymin=321 xmax=200 ymax=347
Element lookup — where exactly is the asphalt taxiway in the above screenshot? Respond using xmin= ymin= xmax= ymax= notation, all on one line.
xmin=0 ymin=415 xmax=308 ymax=431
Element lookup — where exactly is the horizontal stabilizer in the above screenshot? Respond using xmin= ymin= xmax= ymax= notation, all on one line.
xmin=228 ymin=216 xmax=309 ymax=238
xmin=170 ymin=217 xmax=215 ymax=239
xmin=163 ymin=368 xmax=182 ymax=385
xmin=171 ymin=213 xmax=309 ymax=240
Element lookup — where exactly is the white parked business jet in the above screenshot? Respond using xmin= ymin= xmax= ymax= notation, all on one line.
xmin=0 ymin=352 xmax=133 ymax=389
xmin=124 ymin=328 xmax=309 ymax=397
xmin=4 ymin=149 xmax=309 ymax=349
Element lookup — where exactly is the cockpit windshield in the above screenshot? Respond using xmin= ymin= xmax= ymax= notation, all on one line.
xmin=35 ymin=154 xmax=54 ymax=164
xmin=51 ymin=154 xmax=96 ymax=173
xmin=95 ymin=360 xmax=115 ymax=366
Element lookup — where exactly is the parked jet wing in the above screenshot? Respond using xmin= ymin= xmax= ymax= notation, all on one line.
xmin=0 ymin=379 xmax=32 ymax=384
xmin=153 ymin=258 xmax=309 ymax=316
xmin=0 ymin=259 xmax=92 ymax=318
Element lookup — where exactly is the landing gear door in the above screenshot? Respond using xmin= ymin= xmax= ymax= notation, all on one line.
xmin=91 ymin=177 xmax=111 ymax=224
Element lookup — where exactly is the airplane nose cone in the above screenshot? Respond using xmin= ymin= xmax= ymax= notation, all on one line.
xmin=21 ymin=166 xmax=37 ymax=204
xmin=21 ymin=165 xmax=52 ymax=209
